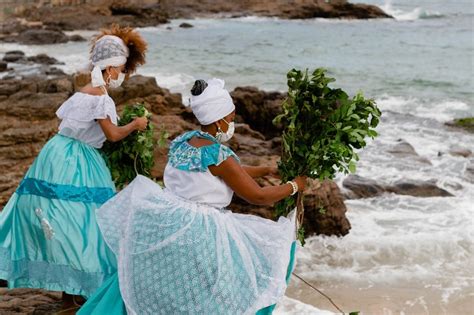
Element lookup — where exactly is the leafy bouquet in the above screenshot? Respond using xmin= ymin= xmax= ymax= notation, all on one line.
xmin=102 ymin=104 xmax=155 ymax=189
xmin=273 ymin=68 xmax=381 ymax=244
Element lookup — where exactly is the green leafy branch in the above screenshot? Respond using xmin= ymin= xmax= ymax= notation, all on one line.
xmin=273 ymin=68 xmax=381 ymax=244
xmin=101 ymin=104 xmax=156 ymax=189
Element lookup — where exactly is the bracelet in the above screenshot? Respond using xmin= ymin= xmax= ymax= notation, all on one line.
xmin=287 ymin=181 xmax=298 ymax=196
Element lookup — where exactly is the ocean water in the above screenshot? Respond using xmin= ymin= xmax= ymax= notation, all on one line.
xmin=1 ymin=0 xmax=473 ymax=314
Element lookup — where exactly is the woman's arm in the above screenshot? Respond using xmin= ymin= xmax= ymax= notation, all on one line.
xmin=97 ymin=116 xmax=147 ymax=142
xmin=209 ymin=158 xmax=305 ymax=206
xmin=242 ymin=165 xmax=274 ymax=178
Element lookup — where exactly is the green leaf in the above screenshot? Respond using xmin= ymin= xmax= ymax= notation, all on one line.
xmin=274 ymin=67 xmax=381 ymax=231
xmin=101 ymin=103 xmax=160 ymax=188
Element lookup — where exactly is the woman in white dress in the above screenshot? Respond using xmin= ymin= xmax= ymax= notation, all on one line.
xmin=79 ymin=78 xmax=306 ymax=315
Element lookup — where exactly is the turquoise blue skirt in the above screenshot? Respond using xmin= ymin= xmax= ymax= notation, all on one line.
xmin=0 ymin=134 xmax=117 ymax=297
xmin=78 ymin=242 xmax=297 ymax=315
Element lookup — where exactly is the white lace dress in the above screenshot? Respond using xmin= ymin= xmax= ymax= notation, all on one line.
xmin=94 ymin=130 xmax=296 ymax=315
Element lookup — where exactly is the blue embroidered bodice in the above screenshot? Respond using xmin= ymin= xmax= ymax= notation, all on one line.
xmin=168 ymin=130 xmax=240 ymax=172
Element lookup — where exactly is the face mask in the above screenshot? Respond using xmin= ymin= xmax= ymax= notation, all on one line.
xmin=216 ymin=119 xmax=235 ymax=143
xmin=107 ymin=69 xmax=125 ymax=88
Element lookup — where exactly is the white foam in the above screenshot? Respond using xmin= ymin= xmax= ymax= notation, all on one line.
xmin=142 ymin=71 xmax=195 ymax=95
xmin=379 ymin=0 xmax=444 ymax=21
xmin=375 ymin=95 xmax=472 ymax=122
xmin=274 ymin=296 xmax=336 ymax=315
xmin=308 ymin=109 xmax=474 ymax=309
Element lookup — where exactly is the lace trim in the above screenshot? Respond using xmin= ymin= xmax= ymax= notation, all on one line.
xmin=0 ymin=247 xmax=114 ymax=297
xmin=16 ymin=178 xmax=116 ymax=204
xmin=168 ymin=130 xmax=240 ymax=172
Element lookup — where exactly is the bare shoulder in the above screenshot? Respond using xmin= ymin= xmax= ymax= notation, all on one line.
xmin=80 ymin=84 xmax=105 ymax=96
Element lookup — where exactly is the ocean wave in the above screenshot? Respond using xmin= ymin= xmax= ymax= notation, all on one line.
xmin=274 ymin=296 xmax=335 ymax=315
xmin=379 ymin=0 xmax=445 ymax=21
xmin=375 ymin=95 xmax=472 ymax=122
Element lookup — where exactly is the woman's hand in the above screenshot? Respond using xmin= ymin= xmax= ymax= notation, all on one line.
xmin=293 ymin=176 xmax=307 ymax=192
xmin=267 ymin=166 xmax=280 ymax=179
xmin=133 ymin=116 xmax=148 ymax=131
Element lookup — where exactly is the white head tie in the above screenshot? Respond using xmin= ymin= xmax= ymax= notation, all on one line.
xmin=189 ymin=78 xmax=235 ymax=125
xmin=90 ymin=35 xmax=129 ymax=87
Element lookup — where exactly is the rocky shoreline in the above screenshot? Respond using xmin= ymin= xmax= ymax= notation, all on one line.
xmin=1 ymin=1 xmax=391 ymax=45
xmin=0 ymin=46 xmax=468 ymax=313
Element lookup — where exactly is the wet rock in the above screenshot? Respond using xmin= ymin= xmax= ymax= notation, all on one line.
xmin=68 ymin=34 xmax=86 ymax=42
xmin=446 ymin=117 xmax=474 ymax=133
xmin=0 ymin=61 xmax=7 ymax=72
xmin=27 ymin=54 xmax=64 ymax=65
xmin=231 ymin=178 xmax=351 ymax=237
xmin=179 ymin=22 xmax=194 ymax=28
xmin=388 ymin=139 xmax=432 ymax=165
xmin=343 ymin=175 xmax=385 ymax=198
xmin=302 ymin=179 xmax=351 ymax=236
xmin=160 ymin=0 xmax=391 ymax=20
xmin=230 ymin=86 xmax=286 ymax=139
xmin=448 ymin=145 xmax=472 ymax=158
xmin=343 ymin=175 xmax=453 ymax=198
xmin=10 ymin=3 xmax=169 ymax=31
xmin=278 ymin=1 xmax=392 ymax=19
xmin=386 ymin=180 xmax=453 ymax=197
xmin=2 ymin=51 xmax=26 ymax=63
xmin=16 ymin=29 xmax=69 ymax=45
xmin=45 ymin=67 xmax=66 ymax=76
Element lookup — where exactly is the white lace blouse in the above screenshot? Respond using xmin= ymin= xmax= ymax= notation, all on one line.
xmin=56 ymin=92 xmax=118 ymax=148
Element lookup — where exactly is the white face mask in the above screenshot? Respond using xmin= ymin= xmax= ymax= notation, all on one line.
xmin=108 ymin=69 xmax=125 ymax=88
xmin=216 ymin=119 xmax=235 ymax=143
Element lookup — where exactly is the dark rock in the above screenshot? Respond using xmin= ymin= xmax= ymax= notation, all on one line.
xmin=302 ymin=179 xmax=351 ymax=236
xmin=343 ymin=175 xmax=385 ymax=198
xmin=37 ymin=77 xmax=74 ymax=94
xmin=446 ymin=117 xmax=474 ymax=133
xmin=0 ymin=279 xmax=7 ymax=287
xmin=386 ymin=180 xmax=453 ymax=197
xmin=343 ymin=175 xmax=453 ymax=198
xmin=108 ymin=75 xmax=168 ymax=104
xmin=448 ymin=145 xmax=472 ymax=158
xmin=231 ymin=178 xmax=351 ymax=237
xmin=16 ymin=29 xmax=69 ymax=45
xmin=68 ymin=34 xmax=86 ymax=42
xmin=45 ymin=67 xmax=66 ymax=76
xmin=0 ymin=61 xmax=7 ymax=72
xmin=159 ymin=0 xmax=392 ymax=20
xmin=2 ymin=51 xmax=26 ymax=63
xmin=280 ymin=2 xmax=392 ymax=19
xmin=231 ymin=86 xmax=286 ymax=140
xmin=27 ymin=54 xmax=64 ymax=65
xmin=179 ymin=22 xmax=194 ymax=28
xmin=388 ymin=139 xmax=432 ymax=165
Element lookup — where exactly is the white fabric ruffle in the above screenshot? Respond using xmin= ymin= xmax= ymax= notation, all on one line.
xmin=56 ymin=92 xmax=118 ymax=148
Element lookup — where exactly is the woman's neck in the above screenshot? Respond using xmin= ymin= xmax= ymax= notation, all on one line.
xmin=201 ymin=125 xmax=217 ymax=137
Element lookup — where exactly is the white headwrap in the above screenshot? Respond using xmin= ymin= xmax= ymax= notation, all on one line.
xmin=189 ymin=78 xmax=235 ymax=125
xmin=90 ymin=35 xmax=129 ymax=87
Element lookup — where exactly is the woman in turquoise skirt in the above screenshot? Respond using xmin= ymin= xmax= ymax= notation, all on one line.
xmin=0 ymin=25 xmax=148 ymax=310
xmin=79 ymin=79 xmax=306 ymax=315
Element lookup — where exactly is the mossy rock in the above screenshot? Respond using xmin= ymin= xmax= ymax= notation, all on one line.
xmin=446 ymin=117 xmax=474 ymax=133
